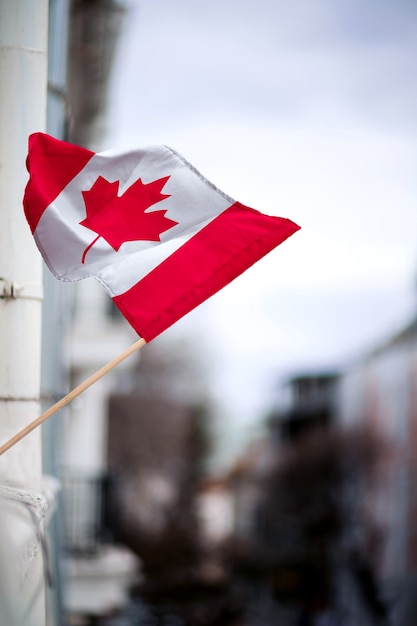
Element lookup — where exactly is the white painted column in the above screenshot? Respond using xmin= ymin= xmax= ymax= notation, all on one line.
xmin=0 ymin=2 xmax=48 ymax=625
xmin=0 ymin=0 xmax=48 ymax=487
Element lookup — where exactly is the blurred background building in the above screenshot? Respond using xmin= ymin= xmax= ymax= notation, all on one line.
xmin=45 ymin=1 xmax=140 ymax=624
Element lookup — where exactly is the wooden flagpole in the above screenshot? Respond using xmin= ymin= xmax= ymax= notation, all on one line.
xmin=0 ymin=337 xmax=146 ymax=457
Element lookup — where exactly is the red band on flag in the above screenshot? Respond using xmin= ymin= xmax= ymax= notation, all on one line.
xmin=113 ymin=202 xmax=300 ymax=341
xmin=24 ymin=133 xmax=94 ymax=233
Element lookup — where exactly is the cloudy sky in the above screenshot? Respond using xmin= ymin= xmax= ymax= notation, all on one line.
xmin=107 ymin=0 xmax=417 ymax=465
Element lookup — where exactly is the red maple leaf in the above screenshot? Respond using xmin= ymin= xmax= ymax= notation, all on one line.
xmin=79 ymin=175 xmax=178 ymax=263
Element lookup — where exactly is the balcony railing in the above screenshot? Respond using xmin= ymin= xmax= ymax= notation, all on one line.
xmin=62 ymin=471 xmax=120 ymax=555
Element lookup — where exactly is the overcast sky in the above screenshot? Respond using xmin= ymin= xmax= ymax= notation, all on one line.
xmin=107 ymin=0 xmax=417 ymax=465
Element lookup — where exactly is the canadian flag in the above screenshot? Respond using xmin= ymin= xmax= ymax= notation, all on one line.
xmin=24 ymin=133 xmax=300 ymax=342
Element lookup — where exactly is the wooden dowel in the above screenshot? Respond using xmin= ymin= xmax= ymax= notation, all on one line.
xmin=0 ymin=337 xmax=146 ymax=457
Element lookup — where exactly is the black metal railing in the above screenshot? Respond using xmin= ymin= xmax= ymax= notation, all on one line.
xmin=62 ymin=471 xmax=121 ymax=555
